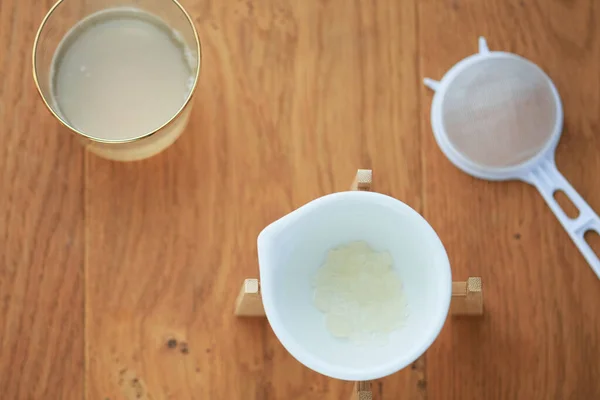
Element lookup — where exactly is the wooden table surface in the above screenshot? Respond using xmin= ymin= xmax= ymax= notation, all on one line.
xmin=2 ymin=0 xmax=600 ymax=399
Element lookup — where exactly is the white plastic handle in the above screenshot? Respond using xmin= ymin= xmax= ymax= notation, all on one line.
xmin=478 ymin=36 xmax=490 ymax=54
xmin=527 ymin=158 xmax=600 ymax=278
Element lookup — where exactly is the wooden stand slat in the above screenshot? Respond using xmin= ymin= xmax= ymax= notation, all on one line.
xmin=234 ymin=277 xmax=484 ymax=317
xmin=234 ymin=279 xmax=265 ymax=316
xmin=450 ymin=277 xmax=483 ymax=316
xmin=350 ymin=169 xmax=373 ymax=191
xmin=350 ymin=172 xmax=372 ymax=400
xmin=351 ymin=381 xmax=373 ymax=400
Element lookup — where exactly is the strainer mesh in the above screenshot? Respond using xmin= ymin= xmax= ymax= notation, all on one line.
xmin=441 ymin=57 xmax=558 ymax=168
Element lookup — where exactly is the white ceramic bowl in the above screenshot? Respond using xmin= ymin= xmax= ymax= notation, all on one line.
xmin=258 ymin=191 xmax=452 ymax=381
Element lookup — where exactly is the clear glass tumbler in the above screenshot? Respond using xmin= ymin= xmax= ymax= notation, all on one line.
xmin=33 ymin=0 xmax=201 ymax=161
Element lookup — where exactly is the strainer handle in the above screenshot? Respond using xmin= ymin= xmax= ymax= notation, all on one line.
xmin=528 ymin=159 xmax=600 ymax=278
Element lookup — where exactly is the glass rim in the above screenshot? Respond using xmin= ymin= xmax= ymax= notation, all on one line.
xmin=32 ymin=0 xmax=202 ymax=144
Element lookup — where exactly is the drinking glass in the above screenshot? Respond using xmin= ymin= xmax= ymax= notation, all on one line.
xmin=33 ymin=0 xmax=201 ymax=161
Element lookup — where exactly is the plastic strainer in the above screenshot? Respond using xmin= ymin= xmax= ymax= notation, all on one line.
xmin=424 ymin=37 xmax=600 ymax=278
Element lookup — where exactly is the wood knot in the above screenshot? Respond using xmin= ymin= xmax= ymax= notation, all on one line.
xmin=180 ymin=342 xmax=189 ymax=354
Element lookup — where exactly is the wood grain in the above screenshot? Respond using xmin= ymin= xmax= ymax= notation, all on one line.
xmin=1 ymin=0 xmax=599 ymax=399
xmin=0 ymin=1 xmax=84 ymax=399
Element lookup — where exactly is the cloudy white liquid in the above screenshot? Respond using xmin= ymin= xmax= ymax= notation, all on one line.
xmin=50 ymin=8 xmax=195 ymax=141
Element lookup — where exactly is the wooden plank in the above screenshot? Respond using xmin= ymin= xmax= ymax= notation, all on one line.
xmin=0 ymin=1 xmax=84 ymax=398
xmin=419 ymin=0 xmax=600 ymax=399
xmin=85 ymin=0 xmax=422 ymax=399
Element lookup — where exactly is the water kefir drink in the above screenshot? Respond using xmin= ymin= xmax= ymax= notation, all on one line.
xmin=50 ymin=7 xmax=195 ymax=151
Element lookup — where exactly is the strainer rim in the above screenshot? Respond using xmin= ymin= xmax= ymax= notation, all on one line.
xmin=430 ymin=51 xmax=563 ymax=181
